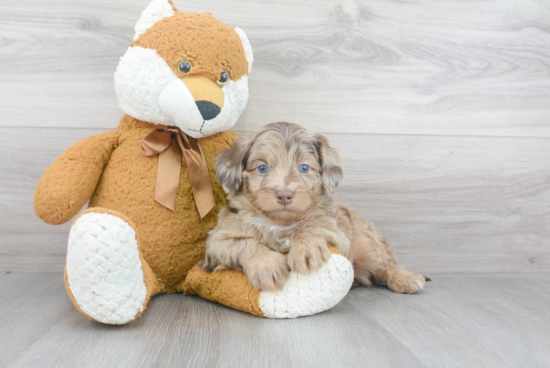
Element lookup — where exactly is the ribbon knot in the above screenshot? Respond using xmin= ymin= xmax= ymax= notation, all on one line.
xmin=141 ymin=128 xmax=216 ymax=218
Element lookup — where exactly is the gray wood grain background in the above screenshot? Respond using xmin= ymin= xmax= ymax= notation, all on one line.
xmin=1 ymin=0 xmax=549 ymax=273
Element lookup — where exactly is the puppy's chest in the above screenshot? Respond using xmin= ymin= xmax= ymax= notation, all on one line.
xmin=269 ymin=234 xmax=294 ymax=254
xmin=257 ymin=224 xmax=298 ymax=254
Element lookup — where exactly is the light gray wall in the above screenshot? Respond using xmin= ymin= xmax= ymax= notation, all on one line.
xmin=1 ymin=0 xmax=549 ymax=272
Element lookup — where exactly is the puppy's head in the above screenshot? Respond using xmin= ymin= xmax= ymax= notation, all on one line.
xmin=216 ymin=122 xmax=343 ymax=223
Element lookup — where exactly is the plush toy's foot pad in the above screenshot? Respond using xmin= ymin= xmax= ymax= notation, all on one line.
xmin=259 ymin=253 xmax=354 ymax=318
xmin=185 ymin=249 xmax=354 ymax=319
xmin=66 ymin=212 xmax=147 ymax=324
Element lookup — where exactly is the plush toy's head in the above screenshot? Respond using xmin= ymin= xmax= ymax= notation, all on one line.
xmin=115 ymin=0 xmax=253 ymax=138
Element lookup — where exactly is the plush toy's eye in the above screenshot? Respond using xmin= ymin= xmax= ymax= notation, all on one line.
xmin=177 ymin=60 xmax=192 ymax=75
xmin=299 ymin=164 xmax=310 ymax=174
xmin=257 ymin=165 xmax=268 ymax=174
xmin=217 ymin=70 xmax=229 ymax=86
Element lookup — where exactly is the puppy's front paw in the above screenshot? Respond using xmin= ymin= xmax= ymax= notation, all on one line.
xmin=288 ymin=238 xmax=331 ymax=274
xmin=242 ymin=251 xmax=289 ymax=292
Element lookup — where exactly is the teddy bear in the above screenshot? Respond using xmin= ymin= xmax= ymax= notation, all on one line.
xmin=34 ymin=0 xmax=354 ymax=324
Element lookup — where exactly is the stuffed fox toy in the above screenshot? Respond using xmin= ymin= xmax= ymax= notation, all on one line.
xmin=34 ymin=0 xmax=354 ymax=324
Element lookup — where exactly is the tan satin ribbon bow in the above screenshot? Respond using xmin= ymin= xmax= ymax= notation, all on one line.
xmin=141 ymin=128 xmax=215 ymax=218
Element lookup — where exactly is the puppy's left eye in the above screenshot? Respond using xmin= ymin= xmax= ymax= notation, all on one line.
xmin=217 ymin=70 xmax=229 ymax=86
xmin=258 ymin=165 xmax=268 ymax=174
xmin=299 ymin=164 xmax=310 ymax=173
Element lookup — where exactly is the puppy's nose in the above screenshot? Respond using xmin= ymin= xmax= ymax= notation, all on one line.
xmin=195 ymin=100 xmax=221 ymax=121
xmin=276 ymin=190 xmax=294 ymax=206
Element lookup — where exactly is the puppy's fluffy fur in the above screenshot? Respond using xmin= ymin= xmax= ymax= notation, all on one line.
xmin=202 ymin=122 xmax=427 ymax=293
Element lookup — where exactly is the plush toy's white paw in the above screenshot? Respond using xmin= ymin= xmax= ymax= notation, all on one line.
xmin=66 ymin=212 xmax=147 ymax=324
xmin=258 ymin=253 xmax=354 ymax=318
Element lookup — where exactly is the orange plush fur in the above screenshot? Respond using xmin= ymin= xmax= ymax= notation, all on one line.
xmin=34 ymin=4 xmax=250 ymax=322
xmin=36 ymin=116 xmax=235 ymax=292
xmin=131 ymin=12 xmax=248 ymax=83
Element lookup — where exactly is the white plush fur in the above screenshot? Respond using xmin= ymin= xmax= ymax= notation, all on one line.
xmin=66 ymin=213 xmax=148 ymax=325
xmin=258 ymin=254 xmax=354 ymax=318
xmin=133 ymin=0 xmax=175 ymax=41
xmin=158 ymin=78 xmax=210 ymax=136
xmin=115 ymin=46 xmax=178 ymax=126
xmin=234 ymin=27 xmax=254 ymax=73
xmin=219 ymin=76 xmax=249 ymax=135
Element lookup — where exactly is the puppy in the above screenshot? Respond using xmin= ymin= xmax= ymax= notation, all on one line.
xmin=202 ymin=122 xmax=427 ymax=293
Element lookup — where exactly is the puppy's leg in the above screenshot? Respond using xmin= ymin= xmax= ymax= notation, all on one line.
xmin=202 ymin=234 xmax=289 ymax=292
xmin=240 ymin=244 xmax=290 ymax=291
xmin=288 ymin=229 xmax=332 ymax=274
xmin=379 ymin=264 xmax=426 ymax=294
xmin=348 ymin=211 xmax=426 ymax=294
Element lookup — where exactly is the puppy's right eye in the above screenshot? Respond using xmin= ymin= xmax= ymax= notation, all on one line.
xmin=177 ymin=60 xmax=192 ymax=75
xmin=257 ymin=165 xmax=268 ymax=174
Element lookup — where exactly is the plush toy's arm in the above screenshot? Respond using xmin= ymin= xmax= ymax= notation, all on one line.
xmin=34 ymin=130 xmax=118 ymax=225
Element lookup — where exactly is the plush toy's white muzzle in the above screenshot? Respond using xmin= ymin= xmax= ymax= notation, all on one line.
xmin=157 ymin=76 xmax=234 ymax=138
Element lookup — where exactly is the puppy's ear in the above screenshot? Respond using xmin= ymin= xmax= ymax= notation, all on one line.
xmin=316 ymin=134 xmax=343 ymax=192
xmin=216 ymin=134 xmax=249 ymax=194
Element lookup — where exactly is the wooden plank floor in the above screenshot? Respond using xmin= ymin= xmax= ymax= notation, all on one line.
xmin=1 ymin=273 xmax=549 ymax=368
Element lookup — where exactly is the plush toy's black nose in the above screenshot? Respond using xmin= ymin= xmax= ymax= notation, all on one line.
xmin=195 ymin=100 xmax=221 ymax=121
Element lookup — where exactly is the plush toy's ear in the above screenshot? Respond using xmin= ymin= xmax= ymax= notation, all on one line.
xmin=234 ymin=27 xmax=254 ymax=74
xmin=316 ymin=134 xmax=343 ymax=192
xmin=133 ymin=0 xmax=177 ymax=41
xmin=216 ymin=134 xmax=250 ymax=194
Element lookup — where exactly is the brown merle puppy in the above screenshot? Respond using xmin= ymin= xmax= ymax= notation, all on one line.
xmin=201 ymin=122 xmax=427 ymax=293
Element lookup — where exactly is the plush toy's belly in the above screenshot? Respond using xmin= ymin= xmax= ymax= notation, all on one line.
xmin=89 ymin=123 xmax=234 ymax=290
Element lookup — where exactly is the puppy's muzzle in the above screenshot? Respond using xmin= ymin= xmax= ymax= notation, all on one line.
xmin=183 ymin=76 xmax=225 ymax=121
xmin=276 ymin=190 xmax=294 ymax=206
